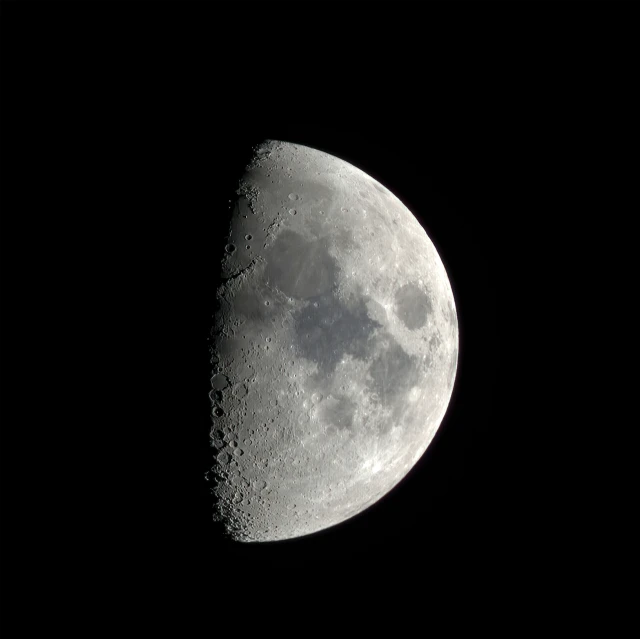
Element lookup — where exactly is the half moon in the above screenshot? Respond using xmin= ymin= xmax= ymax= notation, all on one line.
xmin=209 ymin=140 xmax=458 ymax=542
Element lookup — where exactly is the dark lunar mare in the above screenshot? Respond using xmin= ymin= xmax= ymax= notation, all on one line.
xmin=263 ymin=229 xmax=340 ymax=301
xmin=395 ymin=282 xmax=432 ymax=330
xmin=293 ymin=292 xmax=381 ymax=377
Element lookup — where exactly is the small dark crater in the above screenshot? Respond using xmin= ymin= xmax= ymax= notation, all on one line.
xmin=214 ymin=407 xmax=225 ymax=417
xmin=225 ymin=244 xmax=237 ymax=254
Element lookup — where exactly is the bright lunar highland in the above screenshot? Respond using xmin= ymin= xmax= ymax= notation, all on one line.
xmin=209 ymin=140 xmax=458 ymax=542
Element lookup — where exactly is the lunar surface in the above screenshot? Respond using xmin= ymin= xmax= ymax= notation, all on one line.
xmin=209 ymin=140 xmax=458 ymax=542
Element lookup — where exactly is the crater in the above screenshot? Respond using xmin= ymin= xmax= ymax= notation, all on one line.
xmin=211 ymin=374 xmax=230 ymax=390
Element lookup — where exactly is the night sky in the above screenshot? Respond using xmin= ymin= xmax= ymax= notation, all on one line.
xmin=2 ymin=0 xmax=630 ymax=617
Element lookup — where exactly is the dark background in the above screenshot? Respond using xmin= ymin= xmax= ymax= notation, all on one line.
xmin=1 ymin=0 xmax=633 ymax=618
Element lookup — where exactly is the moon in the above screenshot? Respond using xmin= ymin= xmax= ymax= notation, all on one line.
xmin=209 ymin=140 xmax=458 ymax=542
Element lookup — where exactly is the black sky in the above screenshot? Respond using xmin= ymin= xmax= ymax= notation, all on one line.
xmin=1 ymin=0 xmax=633 ymax=618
